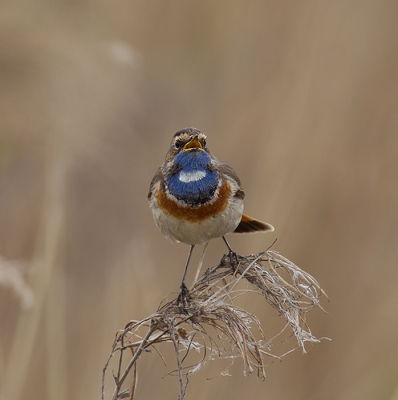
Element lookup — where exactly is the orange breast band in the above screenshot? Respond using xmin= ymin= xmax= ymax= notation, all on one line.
xmin=156 ymin=181 xmax=232 ymax=222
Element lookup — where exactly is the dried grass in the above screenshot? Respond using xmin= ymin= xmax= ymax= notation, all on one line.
xmin=102 ymin=245 xmax=327 ymax=400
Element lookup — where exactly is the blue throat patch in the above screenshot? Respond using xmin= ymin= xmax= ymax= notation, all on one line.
xmin=167 ymin=150 xmax=219 ymax=206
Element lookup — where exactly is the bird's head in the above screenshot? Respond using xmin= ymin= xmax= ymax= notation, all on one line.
xmin=165 ymin=128 xmax=209 ymax=163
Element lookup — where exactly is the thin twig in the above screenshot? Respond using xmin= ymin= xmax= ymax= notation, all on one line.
xmin=111 ymin=321 xmax=159 ymax=400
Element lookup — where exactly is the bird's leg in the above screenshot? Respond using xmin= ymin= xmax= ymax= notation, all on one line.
xmin=222 ymin=236 xmax=239 ymax=268
xmin=177 ymin=244 xmax=195 ymax=308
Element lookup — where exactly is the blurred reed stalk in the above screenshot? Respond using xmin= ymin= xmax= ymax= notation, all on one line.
xmin=1 ymin=140 xmax=68 ymax=400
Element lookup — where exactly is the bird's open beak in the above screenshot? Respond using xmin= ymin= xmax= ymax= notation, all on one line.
xmin=183 ymin=135 xmax=203 ymax=151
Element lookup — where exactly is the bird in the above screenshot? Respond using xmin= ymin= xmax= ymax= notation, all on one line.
xmin=148 ymin=127 xmax=274 ymax=303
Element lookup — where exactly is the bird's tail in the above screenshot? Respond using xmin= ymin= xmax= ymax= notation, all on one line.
xmin=234 ymin=214 xmax=274 ymax=234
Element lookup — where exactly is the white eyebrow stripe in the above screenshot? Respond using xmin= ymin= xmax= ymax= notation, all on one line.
xmin=179 ymin=170 xmax=207 ymax=183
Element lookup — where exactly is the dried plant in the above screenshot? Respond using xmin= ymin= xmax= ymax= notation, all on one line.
xmin=102 ymin=245 xmax=327 ymax=400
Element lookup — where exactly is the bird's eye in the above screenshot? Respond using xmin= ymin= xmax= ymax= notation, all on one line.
xmin=175 ymin=141 xmax=183 ymax=149
xmin=203 ymin=140 xmax=206 ymax=147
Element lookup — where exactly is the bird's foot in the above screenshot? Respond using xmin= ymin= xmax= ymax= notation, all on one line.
xmin=229 ymin=250 xmax=240 ymax=267
xmin=176 ymin=282 xmax=191 ymax=311
xmin=221 ymin=250 xmax=240 ymax=272
xmin=221 ymin=236 xmax=240 ymax=271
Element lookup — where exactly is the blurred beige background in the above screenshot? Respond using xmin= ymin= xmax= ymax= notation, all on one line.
xmin=1 ymin=1 xmax=398 ymax=399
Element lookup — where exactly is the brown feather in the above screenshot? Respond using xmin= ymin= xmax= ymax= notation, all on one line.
xmin=234 ymin=214 xmax=274 ymax=233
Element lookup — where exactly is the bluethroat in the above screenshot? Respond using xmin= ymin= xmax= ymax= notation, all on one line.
xmin=148 ymin=127 xmax=274 ymax=302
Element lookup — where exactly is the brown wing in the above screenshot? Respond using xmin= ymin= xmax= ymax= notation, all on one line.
xmin=215 ymin=160 xmax=245 ymax=199
xmin=148 ymin=168 xmax=162 ymax=200
xmin=234 ymin=214 xmax=274 ymax=233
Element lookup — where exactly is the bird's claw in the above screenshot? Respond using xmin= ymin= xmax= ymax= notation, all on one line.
xmin=177 ymin=283 xmax=190 ymax=311
xmin=221 ymin=250 xmax=240 ymax=271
